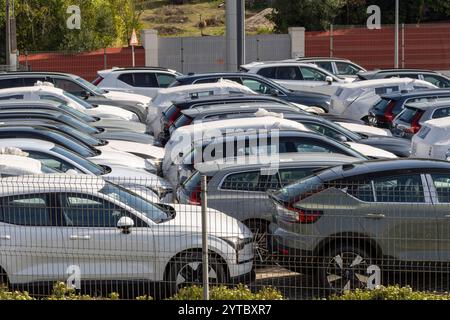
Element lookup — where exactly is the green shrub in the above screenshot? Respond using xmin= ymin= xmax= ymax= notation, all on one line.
xmin=0 ymin=285 xmax=35 ymax=300
xmin=328 ymin=285 xmax=450 ymax=300
xmin=44 ymin=282 xmax=120 ymax=300
xmin=169 ymin=284 xmax=284 ymax=300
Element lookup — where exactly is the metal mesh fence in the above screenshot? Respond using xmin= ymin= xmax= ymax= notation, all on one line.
xmin=0 ymin=174 xmax=449 ymax=300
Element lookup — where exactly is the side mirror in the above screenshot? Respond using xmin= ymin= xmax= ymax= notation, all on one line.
xmin=325 ymin=76 xmax=333 ymax=85
xmin=80 ymin=91 xmax=90 ymax=99
xmin=269 ymin=88 xmax=280 ymax=96
xmin=335 ymin=134 xmax=348 ymax=142
xmin=117 ymin=216 xmax=134 ymax=234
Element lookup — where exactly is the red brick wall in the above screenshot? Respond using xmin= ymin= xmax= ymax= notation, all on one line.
xmin=305 ymin=23 xmax=450 ymax=71
xmin=19 ymin=47 xmax=145 ymax=81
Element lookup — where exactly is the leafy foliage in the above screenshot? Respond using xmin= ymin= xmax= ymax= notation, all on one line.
xmin=169 ymin=284 xmax=284 ymax=300
xmin=329 ymin=285 xmax=450 ymax=300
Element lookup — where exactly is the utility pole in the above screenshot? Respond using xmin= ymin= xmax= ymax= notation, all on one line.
xmin=5 ymin=0 xmax=11 ymax=67
xmin=394 ymin=0 xmax=399 ymax=68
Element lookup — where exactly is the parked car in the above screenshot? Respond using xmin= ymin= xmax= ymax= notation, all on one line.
xmin=177 ymin=153 xmax=360 ymax=263
xmin=166 ymin=130 xmax=368 ymax=187
xmin=282 ymin=57 xmax=366 ymax=78
xmin=168 ymin=72 xmax=332 ymax=112
xmin=367 ymin=89 xmax=450 ymax=128
xmin=0 ymin=126 xmax=156 ymax=173
xmin=240 ymin=62 xmax=350 ymax=93
xmin=0 ymin=85 xmax=140 ymax=121
xmin=392 ymin=100 xmax=450 ymax=139
xmin=356 ymin=69 xmax=450 ymax=88
xmin=148 ymin=80 xmax=257 ymax=136
xmin=268 ymin=158 xmax=450 ymax=291
xmin=160 ymin=102 xmax=307 ymax=145
xmin=0 ymin=72 xmax=150 ymax=121
xmin=94 ymin=67 xmax=182 ymax=98
xmin=410 ymin=117 xmax=450 ymax=160
xmin=0 ymin=174 xmax=254 ymax=296
xmin=329 ymin=78 xmax=437 ymax=121
xmin=0 ymin=139 xmax=172 ymax=201
xmin=0 ymin=151 xmax=57 ymax=176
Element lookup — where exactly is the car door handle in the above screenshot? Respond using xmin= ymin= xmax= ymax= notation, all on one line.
xmin=70 ymin=235 xmax=91 ymax=240
xmin=0 ymin=235 xmax=10 ymax=240
xmin=365 ymin=213 xmax=385 ymax=219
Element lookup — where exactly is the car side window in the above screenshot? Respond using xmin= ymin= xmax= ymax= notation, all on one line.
xmin=23 ymin=77 xmax=48 ymax=86
xmin=0 ymin=194 xmax=52 ymax=226
xmin=432 ymin=107 xmax=450 ymax=119
xmin=0 ymin=94 xmax=24 ymax=100
xmin=302 ymin=122 xmax=347 ymax=142
xmin=133 ymin=73 xmax=158 ymax=87
xmin=341 ymin=180 xmax=375 ymax=202
xmin=300 ymin=67 xmax=327 ymax=81
xmin=53 ymin=78 xmax=85 ymax=96
xmin=0 ymin=78 xmax=23 ymax=89
xmin=60 ymin=193 xmax=131 ymax=227
xmin=118 ymin=73 xmax=134 ymax=86
xmin=221 ymin=171 xmax=277 ymax=192
xmin=373 ymin=174 xmax=424 ymax=203
xmin=275 ymin=66 xmax=303 ymax=80
xmin=279 ymin=137 xmax=341 ymax=154
xmin=39 ymin=94 xmax=65 ymax=104
xmin=279 ymin=168 xmax=318 ymax=186
xmin=375 ymin=86 xmax=399 ymax=95
xmin=242 ymin=79 xmax=272 ymax=94
xmin=257 ymin=67 xmax=276 ymax=79
xmin=156 ymin=73 xmax=176 ymax=88
xmin=26 ymin=151 xmax=81 ymax=173
xmin=315 ymin=62 xmax=333 ymax=73
xmin=423 ymin=75 xmax=450 ymax=88
xmin=430 ymin=174 xmax=450 ymax=203
xmin=335 ymin=62 xmax=361 ymax=75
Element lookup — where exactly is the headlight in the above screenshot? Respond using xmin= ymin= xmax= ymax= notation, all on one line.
xmin=219 ymin=236 xmax=253 ymax=251
xmin=148 ymin=186 xmax=172 ymax=198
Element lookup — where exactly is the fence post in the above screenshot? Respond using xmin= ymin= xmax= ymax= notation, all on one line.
xmin=201 ymin=175 xmax=209 ymax=300
xmin=256 ymin=38 xmax=260 ymax=61
xmin=401 ymin=23 xmax=405 ymax=68
xmin=330 ymin=24 xmax=334 ymax=57
xmin=180 ymin=37 xmax=184 ymax=74
xmin=25 ymin=50 xmax=29 ymax=70
xmin=103 ymin=48 xmax=107 ymax=70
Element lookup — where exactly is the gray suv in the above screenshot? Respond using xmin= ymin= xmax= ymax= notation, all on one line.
xmin=176 ymin=153 xmax=360 ymax=263
xmin=269 ymin=159 xmax=450 ymax=292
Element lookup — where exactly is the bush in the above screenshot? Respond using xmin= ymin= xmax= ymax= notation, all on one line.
xmin=169 ymin=284 xmax=284 ymax=300
xmin=328 ymin=285 xmax=450 ymax=300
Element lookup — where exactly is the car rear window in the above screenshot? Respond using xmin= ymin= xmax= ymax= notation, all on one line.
xmin=398 ymin=107 xmax=421 ymax=123
xmin=273 ymin=175 xmax=324 ymax=203
xmin=174 ymin=114 xmax=193 ymax=128
xmin=182 ymin=170 xmax=201 ymax=191
xmin=163 ymin=104 xmax=180 ymax=121
xmin=372 ymin=98 xmax=391 ymax=112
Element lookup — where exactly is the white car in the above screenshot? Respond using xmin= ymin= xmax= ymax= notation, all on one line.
xmin=240 ymin=61 xmax=352 ymax=93
xmin=147 ymin=80 xmax=257 ymax=136
xmin=0 ymin=85 xmax=140 ymax=122
xmin=0 ymin=139 xmax=170 ymax=199
xmin=0 ymin=174 xmax=254 ymax=295
xmin=95 ymin=67 xmax=182 ymax=98
xmin=329 ymin=78 xmax=437 ymax=121
xmin=411 ymin=117 xmax=450 ymax=160
xmin=0 ymin=151 xmax=54 ymax=176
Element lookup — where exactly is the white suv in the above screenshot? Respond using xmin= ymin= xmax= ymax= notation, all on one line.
xmin=0 ymin=174 xmax=254 ymax=296
xmin=95 ymin=67 xmax=182 ymax=98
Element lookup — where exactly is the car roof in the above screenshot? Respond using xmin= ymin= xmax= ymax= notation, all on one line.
xmin=0 ymin=100 xmax=61 ymax=108
xmin=176 ymin=72 xmax=262 ymax=81
xmin=379 ymin=89 xmax=450 ymax=100
xmin=0 ymin=174 xmax=105 ymax=196
xmin=0 ymin=85 xmax=63 ymax=95
xmin=320 ymin=158 xmax=450 ymax=181
xmin=241 ymin=61 xmax=323 ymax=69
xmin=0 ymin=71 xmax=79 ymax=79
xmin=294 ymin=57 xmax=352 ymax=62
xmin=0 ymin=138 xmax=55 ymax=150
xmin=336 ymin=78 xmax=432 ymax=89
xmin=358 ymin=69 xmax=441 ymax=80
xmin=405 ymin=100 xmax=450 ymax=110
xmin=181 ymin=102 xmax=302 ymax=116
xmin=195 ymin=153 xmax=359 ymax=173
xmin=173 ymin=94 xmax=288 ymax=106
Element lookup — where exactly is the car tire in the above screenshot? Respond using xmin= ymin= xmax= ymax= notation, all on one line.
xmin=319 ymin=244 xmax=372 ymax=294
xmin=0 ymin=267 xmax=8 ymax=290
xmin=245 ymin=219 xmax=271 ymax=267
xmin=168 ymin=251 xmax=226 ymax=295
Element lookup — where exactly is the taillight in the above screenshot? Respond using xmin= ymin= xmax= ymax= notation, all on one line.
xmin=405 ymin=111 xmax=423 ymax=134
xmin=381 ymin=101 xmax=396 ymax=123
xmin=276 ymin=203 xmax=323 ymax=224
xmin=188 ymin=185 xmax=201 ymax=205
xmin=165 ymin=108 xmax=181 ymax=129
xmin=92 ymin=76 xmax=103 ymax=86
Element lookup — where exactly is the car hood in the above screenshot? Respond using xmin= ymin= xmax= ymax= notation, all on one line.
xmin=106 ymin=140 xmax=165 ymax=160
xmin=90 ymin=147 xmax=157 ymax=172
xmin=103 ymin=165 xmax=171 ymax=189
xmin=161 ymin=204 xmax=252 ymax=238
xmin=86 ymin=105 xmax=139 ymax=122
xmin=94 ymin=118 xmax=147 ymax=133
xmin=359 ymin=135 xmax=411 ymax=157
xmin=103 ymin=90 xmax=151 ymax=105
xmin=95 ymin=130 xmax=155 ymax=144
xmin=346 ymin=142 xmax=397 ymax=159
xmin=338 ymin=122 xmax=392 ymax=136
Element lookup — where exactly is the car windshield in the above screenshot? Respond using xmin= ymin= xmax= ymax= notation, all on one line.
xmin=64 ymin=92 xmax=94 ymax=109
xmin=100 ymin=182 xmax=170 ymax=223
xmin=41 ymin=165 xmax=60 ymax=173
xmin=51 ymin=145 xmax=106 ymax=175
xmin=76 ymin=77 xmax=105 ymax=95
xmin=56 ymin=124 xmax=102 ymax=146
xmin=398 ymin=107 xmax=420 ymax=123
xmin=45 ymin=130 xmax=97 ymax=157
xmin=57 ymin=113 xmax=99 ymax=134
xmin=58 ymin=103 xmax=97 ymax=122
xmin=174 ymin=114 xmax=193 ymax=128
xmin=271 ymin=175 xmax=323 ymax=203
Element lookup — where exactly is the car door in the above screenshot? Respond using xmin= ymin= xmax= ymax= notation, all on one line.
xmin=129 ymin=73 xmax=160 ymax=97
xmin=426 ymin=173 xmax=450 ymax=262
xmin=57 ymin=192 xmax=155 ymax=283
xmin=360 ymin=173 xmax=439 ymax=264
xmin=0 ymin=193 xmax=67 ymax=285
